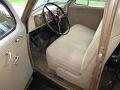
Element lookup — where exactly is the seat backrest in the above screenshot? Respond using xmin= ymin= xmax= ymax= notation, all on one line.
xmin=80 ymin=20 xmax=102 ymax=73
xmin=80 ymin=7 xmax=120 ymax=73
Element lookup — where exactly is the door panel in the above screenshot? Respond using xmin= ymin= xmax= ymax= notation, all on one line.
xmin=0 ymin=1 xmax=33 ymax=90
xmin=68 ymin=4 xmax=104 ymax=30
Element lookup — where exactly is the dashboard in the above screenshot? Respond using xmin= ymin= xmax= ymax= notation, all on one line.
xmin=28 ymin=4 xmax=67 ymax=33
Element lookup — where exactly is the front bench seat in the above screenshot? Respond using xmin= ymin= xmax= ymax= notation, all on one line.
xmin=47 ymin=24 xmax=96 ymax=75
xmin=46 ymin=17 xmax=120 ymax=89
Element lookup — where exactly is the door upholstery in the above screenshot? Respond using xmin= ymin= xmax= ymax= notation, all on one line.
xmin=68 ymin=4 xmax=104 ymax=30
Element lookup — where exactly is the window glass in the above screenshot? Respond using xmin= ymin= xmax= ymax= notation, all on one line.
xmin=76 ymin=0 xmax=105 ymax=8
xmin=34 ymin=0 xmax=68 ymax=10
xmin=0 ymin=3 xmax=15 ymax=39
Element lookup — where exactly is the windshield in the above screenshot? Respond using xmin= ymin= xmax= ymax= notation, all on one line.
xmin=34 ymin=0 xmax=68 ymax=10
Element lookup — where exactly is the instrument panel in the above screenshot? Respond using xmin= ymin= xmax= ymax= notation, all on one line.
xmin=28 ymin=4 xmax=67 ymax=33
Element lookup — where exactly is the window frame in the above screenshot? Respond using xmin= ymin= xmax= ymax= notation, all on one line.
xmin=0 ymin=1 xmax=16 ymax=40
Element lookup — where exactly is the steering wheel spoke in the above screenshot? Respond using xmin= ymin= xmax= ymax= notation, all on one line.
xmin=57 ymin=22 xmax=62 ymax=33
xmin=44 ymin=6 xmax=55 ymax=17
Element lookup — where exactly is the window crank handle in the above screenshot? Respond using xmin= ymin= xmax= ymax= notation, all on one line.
xmin=13 ymin=56 xmax=20 ymax=65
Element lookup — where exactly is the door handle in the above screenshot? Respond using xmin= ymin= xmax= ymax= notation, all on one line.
xmin=15 ymin=35 xmax=23 ymax=42
xmin=13 ymin=56 xmax=20 ymax=65
xmin=5 ymin=52 xmax=12 ymax=64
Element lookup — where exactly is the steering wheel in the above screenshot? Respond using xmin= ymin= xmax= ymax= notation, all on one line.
xmin=43 ymin=3 xmax=70 ymax=35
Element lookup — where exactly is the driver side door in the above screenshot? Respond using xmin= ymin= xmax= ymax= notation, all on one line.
xmin=0 ymin=1 xmax=33 ymax=90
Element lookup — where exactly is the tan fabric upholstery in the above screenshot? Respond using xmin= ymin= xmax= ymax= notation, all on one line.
xmin=68 ymin=4 xmax=104 ymax=30
xmin=46 ymin=22 xmax=102 ymax=89
xmin=47 ymin=24 xmax=95 ymax=75
xmin=46 ymin=6 xmax=120 ymax=89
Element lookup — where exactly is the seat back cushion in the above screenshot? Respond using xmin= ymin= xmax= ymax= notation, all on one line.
xmin=80 ymin=20 xmax=102 ymax=73
xmin=81 ymin=8 xmax=120 ymax=72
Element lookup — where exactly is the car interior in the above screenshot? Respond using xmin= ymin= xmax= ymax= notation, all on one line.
xmin=26 ymin=0 xmax=120 ymax=90
xmin=25 ymin=0 xmax=120 ymax=89
xmin=1 ymin=0 xmax=120 ymax=90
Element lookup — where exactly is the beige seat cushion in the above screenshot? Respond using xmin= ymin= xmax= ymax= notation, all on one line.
xmin=46 ymin=24 xmax=95 ymax=75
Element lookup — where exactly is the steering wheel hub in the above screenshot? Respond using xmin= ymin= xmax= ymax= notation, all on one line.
xmin=55 ymin=15 xmax=61 ymax=23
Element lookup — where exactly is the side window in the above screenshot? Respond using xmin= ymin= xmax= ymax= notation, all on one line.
xmin=0 ymin=3 xmax=15 ymax=39
xmin=76 ymin=0 xmax=105 ymax=8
